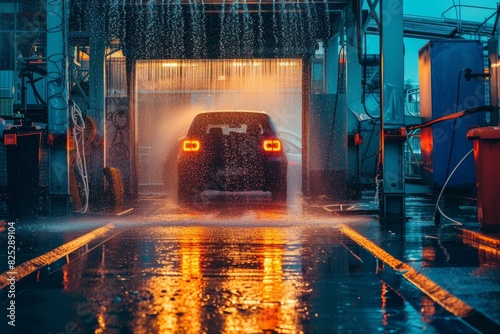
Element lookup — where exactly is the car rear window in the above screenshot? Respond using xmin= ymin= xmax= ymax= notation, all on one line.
xmin=188 ymin=112 xmax=276 ymax=136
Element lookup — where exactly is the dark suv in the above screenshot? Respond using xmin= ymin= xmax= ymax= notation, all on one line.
xmin=177 ymin=110 xmax=287 ymax=203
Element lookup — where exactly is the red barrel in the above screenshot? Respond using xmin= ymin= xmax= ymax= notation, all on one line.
xmin=467 ymin=127 xmax=500 ymax=229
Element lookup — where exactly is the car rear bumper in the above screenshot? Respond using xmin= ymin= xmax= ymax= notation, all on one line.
xmin=178 ymin=156 xmax=287 ymax=192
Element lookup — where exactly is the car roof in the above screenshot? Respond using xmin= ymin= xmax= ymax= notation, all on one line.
xmin=187 ymin=110 xmax=278 ymax=135
xmin=199 ymin=110 xmax=267 ymax=115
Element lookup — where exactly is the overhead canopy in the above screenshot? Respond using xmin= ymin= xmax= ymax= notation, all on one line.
xmin=70 ymin=0 xmax=347 ymax=59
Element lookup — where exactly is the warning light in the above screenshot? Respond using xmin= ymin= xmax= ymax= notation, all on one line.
xmin=3 ymin=133 xmax=17 ymax=146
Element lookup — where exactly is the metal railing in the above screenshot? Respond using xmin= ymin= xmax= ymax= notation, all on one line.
xmin=405 ymin=87 xmax=420 ymax=117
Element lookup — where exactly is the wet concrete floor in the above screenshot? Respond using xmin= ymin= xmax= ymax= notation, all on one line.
xmin=0 ymin=194 xmax=499 ymax=333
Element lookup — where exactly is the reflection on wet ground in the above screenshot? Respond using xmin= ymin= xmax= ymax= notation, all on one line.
xmin=1 ymin=194 xmax=498 ymax=333
xmin=1 ymin=196 xmax=478 ymax=333
xmin=354 ymin=194 xmax=500 ymax=332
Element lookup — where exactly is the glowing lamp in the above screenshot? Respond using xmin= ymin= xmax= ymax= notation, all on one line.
xmin=3 ymin=133 xmax=17 ymax=146
xmin=263 ymin=139 xmax=281 ymax=152
xmin=182 ymin=139 xmax=200 ymax=152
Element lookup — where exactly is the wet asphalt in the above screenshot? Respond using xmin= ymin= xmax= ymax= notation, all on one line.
xmin=0 ymin=192 xmax=499 ymax=333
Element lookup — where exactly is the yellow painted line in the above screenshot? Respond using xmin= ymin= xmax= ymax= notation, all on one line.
xmin=460 ymin=228 xmax=500 ymax=249
xmin=0 ymin=223 xmax=116 ymax=290
xmin=462 ymin=237 xmax=500 ymax=258
xmin=340 ymin=225 xmax=475 ymax=319
xmin=116 ymin=208 xmax=134 ymax=216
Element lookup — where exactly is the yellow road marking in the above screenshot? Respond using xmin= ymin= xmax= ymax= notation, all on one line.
xmin=340 ymin=225 xmax=475 ymax=318
xmin=0 ymin=223 xmax=116 ymax=290
xmin=460 ymin=228 xmax=500 ymax=249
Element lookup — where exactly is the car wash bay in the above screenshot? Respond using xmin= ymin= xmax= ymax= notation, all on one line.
xmin=2 ymin=1 xmax=500 ymax=333
xmin=130 ymin=58 xmax=303 ymax=197
xmin=100 ymin=1 xmax=350 ymax=208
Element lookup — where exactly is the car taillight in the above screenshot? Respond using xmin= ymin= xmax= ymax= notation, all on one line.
xmin=182 ymin=139 xmax=200 ymax=152
xmin=263 ymin=139 xmax=282 ymax=152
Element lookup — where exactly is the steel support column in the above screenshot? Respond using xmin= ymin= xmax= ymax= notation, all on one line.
xmin=126 ymin=57 xmax=139 ymax=200
xmin=345 ymin=3 xmax=362 ymax=198
xmin=489 ymin=37 xmax=500 ymax=126
xmin=325 ymin=35 xmax=339 ymax=95
xmin=302 ymin=58 xmax=311 ymax=196
xmin=46 ymin=0 xmax=70 ymax=215
xmin=87 ymin=0 xmax=107 ymax=210
xmin=380 ymin=0 xmax=405 ymax=222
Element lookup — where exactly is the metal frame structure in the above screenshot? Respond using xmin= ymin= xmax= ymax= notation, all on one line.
xmin=46 ymin=0 xmax=71 ymax=215
xmin=379 ymin=0 xmax=405 ymax=222
xmin=3 ymin=0 xmax=496 ymax=220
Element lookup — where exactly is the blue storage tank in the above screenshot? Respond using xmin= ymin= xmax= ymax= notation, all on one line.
xmin=418 ymin=40 xmax=486 ymax=189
